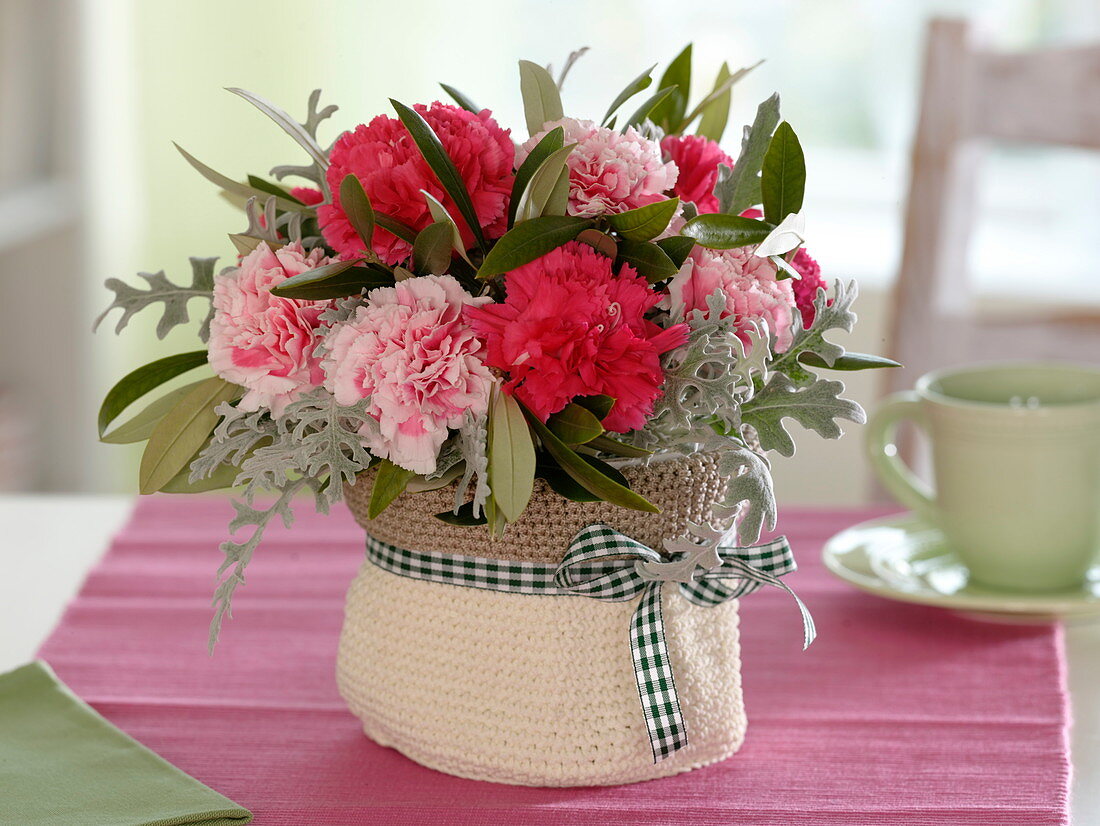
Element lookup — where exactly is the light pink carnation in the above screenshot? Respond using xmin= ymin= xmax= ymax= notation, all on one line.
xmin=519 ymin=118 xmax=678 ymax=217
xmin=208 ymin=242 xmax=333 ymax=416
xmin=660 ymin=134 xmax=734 ymax=213
xmin=322 ymin=275 xmax=494 ymax=475
xmin=667 ymin=246 xmax=797 ymax=352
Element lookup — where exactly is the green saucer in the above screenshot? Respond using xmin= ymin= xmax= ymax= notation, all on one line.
xmin=822 ymin=513 xmax=1100 ymax=622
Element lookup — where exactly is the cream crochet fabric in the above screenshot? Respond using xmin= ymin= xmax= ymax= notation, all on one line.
xmin=337 ymin=454 xmax=747 ymax=786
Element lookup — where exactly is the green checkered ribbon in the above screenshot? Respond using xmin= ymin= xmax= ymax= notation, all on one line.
xmin=365 ymin=523 xmax=814 ymax=763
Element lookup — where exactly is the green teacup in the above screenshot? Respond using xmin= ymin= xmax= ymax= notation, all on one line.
xmin=867 ymin=363 xmax=1100 ymax=592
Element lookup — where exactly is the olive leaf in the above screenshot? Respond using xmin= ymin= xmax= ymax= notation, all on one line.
xmin=440 ymin=83 xmax=480 ymax=113
xmin=368 ymin=459 xmax=416 ymax=518
xmin=100 ymin=380 xmax=204 ymax=444
xmin=518 ymin=59 xmax=564 ymax=136
xmin=98 ymin=350 xmax=210 ymax=437
xmin=601 ymin=64 xmax=655 ymax=126
xmin=650 ymin=44 xmax=692 ymax=132
xmin=547 ymin=402 xmax=604 ymax=445
xmin=509 ymin=126 xmax=564 ymax=226
xmin=487 ymin=389 xmax=536 ymax=522
xmin=139 ymin=377 xmax=242 ymax=494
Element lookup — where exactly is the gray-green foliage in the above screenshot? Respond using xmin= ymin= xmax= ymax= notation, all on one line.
xmin=741 ymin=372 xmax=865 ymax=457
xmin=95 ymin=257 xmax=220 ymax=341
xmin=769 ymin=279 xmax=858 ymax=385
xmin=714 ymin=93 xmax=781 ymax=215
xmin=637 ymin=292 xmax=764 ymax=451
xmin=199 ymin=391 xmax=379 ymax=649
xmin=453 ymin=410 xmax=490 ymax=516
xmin=714 ymin=446 xmax=777 ymax=544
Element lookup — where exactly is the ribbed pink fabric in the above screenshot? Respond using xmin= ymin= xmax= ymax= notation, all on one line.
xmin=38 ymin=498 xmax=1070 ymax=825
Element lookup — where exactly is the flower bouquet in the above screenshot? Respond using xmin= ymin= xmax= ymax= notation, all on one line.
xmin=97 ymin=46 xmax=895 ymax=786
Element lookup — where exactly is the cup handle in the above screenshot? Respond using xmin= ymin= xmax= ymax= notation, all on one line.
xmin=866 ymin=392 xmax=937 ymax=523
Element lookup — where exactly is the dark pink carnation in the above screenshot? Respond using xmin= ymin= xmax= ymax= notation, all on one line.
xmin=660 ymin=134 xmax=734 ymax=213
xmin=790 ymin=248 xmax=828 ymax=327
xmin=465 ymin=242 xmax=687 ymax=433
xmin=290 ymin=186 xmax=324 ymax=206
xmin=319 ymin=103 xmax=514 ymax=265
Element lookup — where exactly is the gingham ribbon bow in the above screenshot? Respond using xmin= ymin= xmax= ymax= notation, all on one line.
xmin=364 ymin=523 xmax=814 ymax=763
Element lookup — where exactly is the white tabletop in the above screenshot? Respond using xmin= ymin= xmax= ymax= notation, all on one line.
xmin=0 ymin=496 xmax=1095 ymax=821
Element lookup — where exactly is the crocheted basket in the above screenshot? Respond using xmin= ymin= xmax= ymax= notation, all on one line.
xmin=337 ymin=453 xmax=746 ymax=786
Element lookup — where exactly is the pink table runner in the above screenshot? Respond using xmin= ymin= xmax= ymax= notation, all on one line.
xmin=39 ymin=498 xmax=1070 ymax=825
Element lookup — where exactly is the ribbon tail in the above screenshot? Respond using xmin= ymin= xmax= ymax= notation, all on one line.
xmin=701 ymin=557 xmax=817 ymax=650
xmin=630 ymin=582 xmax=688 ymax=762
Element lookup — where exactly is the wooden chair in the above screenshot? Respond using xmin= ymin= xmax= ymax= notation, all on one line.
xmin=886 ymin=17 xmax=1100 ymax=395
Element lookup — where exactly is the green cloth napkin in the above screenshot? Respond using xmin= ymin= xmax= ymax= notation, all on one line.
xmin=0 ymin=661 xmax=252 ymax=826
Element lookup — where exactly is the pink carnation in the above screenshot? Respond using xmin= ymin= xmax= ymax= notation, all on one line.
xmin=465 ymin=242 xmax=688 ymax=432
xmin=209 ymin=242 xmax=333 ymax=416
xmin=322 ymin=275 xmax=494 ymax=475
xmin=660 ymin=134 xmax=733 ymax=213
xmin=667 ymin=246 xmax=797 ymax=352
xmin=519 ymin=119 xmax=678 ymax=217
xmin=319 ymin=103 xmax=514 ymax=265
xmin=790 ymin=248 xmax=828 ymax=327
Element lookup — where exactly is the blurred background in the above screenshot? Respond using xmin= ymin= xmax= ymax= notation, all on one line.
xmin=2 ymin=0 xmax=1098 ymax=503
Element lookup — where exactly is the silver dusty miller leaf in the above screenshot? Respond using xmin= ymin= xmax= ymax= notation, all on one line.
xmin=95 ymin=257 xmax=219 ymax=341
xmin=208 ymin=476 xmax=308 ymax=652
xmin=188 ymin=402 xmax=277 ymax=484
xmin=453 ymin=410 xmax=490 ymax=517
xmin=740 ymin=372 xmax=866 ymax=457
xmin=236 ymin=390 xmax=376 ymax=507
xmin=769 ymin=279 xmax=858 ymax=386
xmin=713 ymin=446 xmax=777 ymax=545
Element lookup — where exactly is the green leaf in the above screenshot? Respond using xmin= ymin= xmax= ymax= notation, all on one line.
xmin=478 ymin=216 xmax=592 ymax=279
xmin=681 ymin=213 xmax=774 ymax=250
xmin=545 ymin=164 xmax=571 ymax=217
xmin=538 ymin=454 xmax=631 ymax=503
xmin=440 ymin=83 xmax=480 ymax=113
xmin=547 ymin=403 xmax=604 ymax=445
xmin=139 ymin=377 xmax=240 ymax=494
xmin=435 ymin=501 xmax=488 ymax=526
xmin=650 ymin=44 xmax=692 ymax=132
xmin=100 ymin=380 xmax=204 ymax=444
xmin=228 ymin=234 xmax=278 ymax=256
xmin=521 ymin=403 xmax=658 ymax=513
xmin=616 ymin=239 xmax=680 ymax=283
xmin=374 ymin=211 xmax=419 ymax=244
xmin=339 ymin=174 xmax=376 ymax=248
xmin=799 ymin=351 xmax=901 ymax=371
xmin=488 ymin=389 xmax=537 ymax=522
xmin=606 ymin=198 xmax=680 ymax=242
xmin=368 ymin=459 xmax=416 ymax=518
xmin=695 ymin=62 xmax=733 ymax=141
xmin=741 ymin=373 xmax=866 ymax=457
xmin=587 ymin=434 xmax=653 ymax=458
xmin=624 ymin=86 xmax=677 ymax=129
xmin=173 ymin=143 xmax=309 ymax=213
xmin=601 ymin=64 xmax=656 ymax=126
xmin=574 ymin=394 xmax=615 ymax=420
xmin=390 ymin=98 xmax=487 ymax=252
xmin=413 ymin=221 xmax=454 ymax=275
xmin=509 ymin=127 xmax=565 ymax=226
xmin=518 ymin=59 xmax=564 ymax=136
xmin=714 ymin=93 xmax=781 ymax=214
xmin=246 ymin=175 xmax=303 ymax=205
xmin=514 ymin=142 xmax=576 ymax=223
xmin=270 ymin=259 xmax=393 ymax=300
xmin=655 ymin=235 xmax=696 ymax=268
xmin=98 ymin=350 xmax=209 ymax=437
xmin=761 ymin=122 xmax=806 ymax=224
xmin=421 ymin=189 xmax=474 ymax=264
